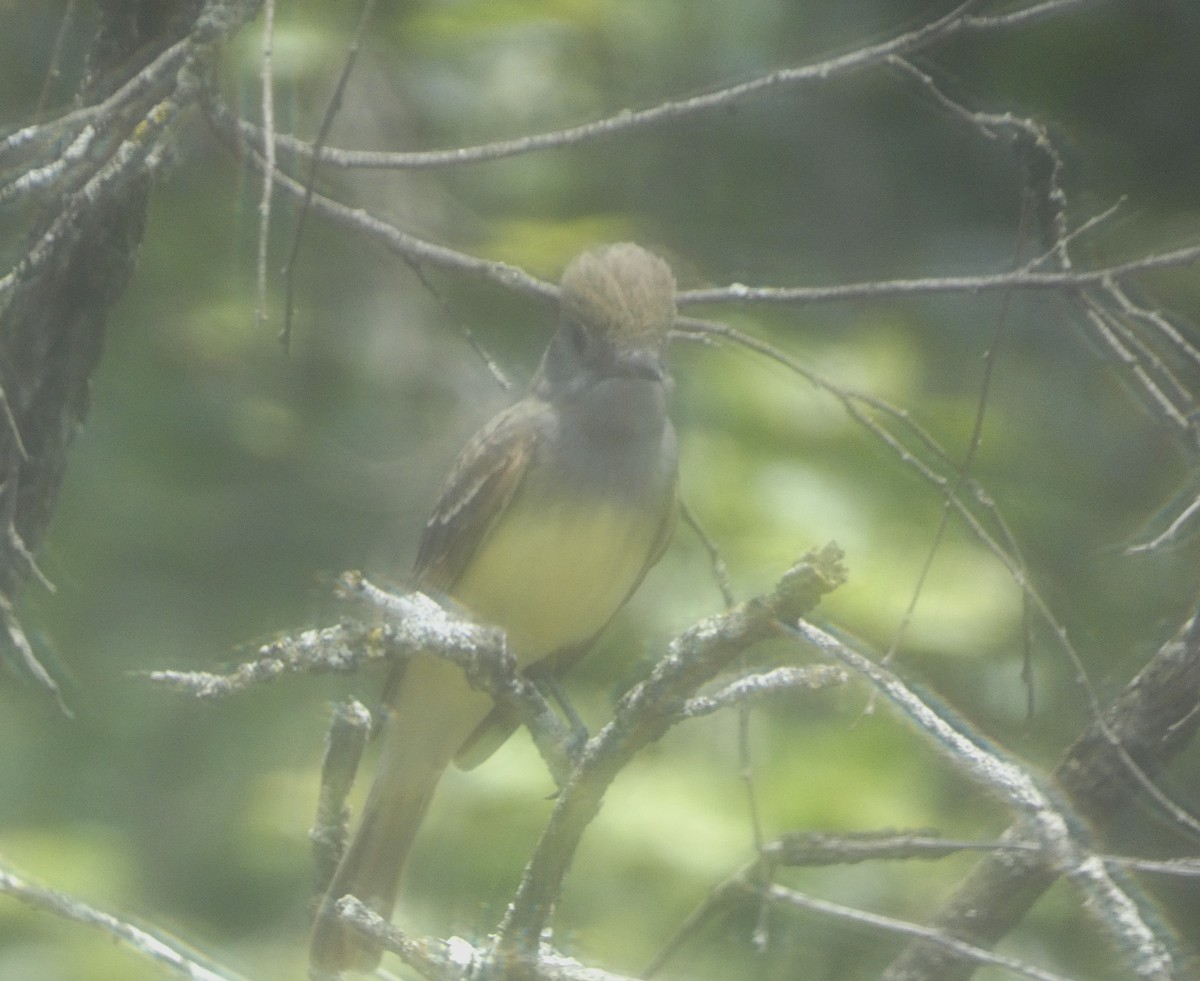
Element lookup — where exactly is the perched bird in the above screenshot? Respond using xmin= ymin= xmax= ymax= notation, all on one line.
xmin=310 ymin=243 xmax=679 ymax=975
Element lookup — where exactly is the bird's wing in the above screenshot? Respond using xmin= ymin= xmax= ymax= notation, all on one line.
xmin=413 ymin=397 xmax=543 ymax=595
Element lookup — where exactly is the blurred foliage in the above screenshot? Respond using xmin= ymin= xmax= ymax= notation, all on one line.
xmin=2 ymin=1 xmax=1200 ymax=979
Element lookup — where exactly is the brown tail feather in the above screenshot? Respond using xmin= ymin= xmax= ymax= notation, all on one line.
xmin=309 ymin=656 xmax=494 ymax=975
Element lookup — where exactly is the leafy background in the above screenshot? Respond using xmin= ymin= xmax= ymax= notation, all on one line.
xmin=2 ymin=1 xmax=1199 ymax=979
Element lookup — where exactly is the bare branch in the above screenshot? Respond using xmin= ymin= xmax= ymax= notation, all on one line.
xmin=681 ymin=665 xmax=847 ymax=718
xmin=146 ymin=573 xmax=582 ymax=788
xmin=0 ymin=591 xmax=67 ymax=713
xmin=204 ymin=108 xmax=560 ymax=304
xmin=796 ymin=622 xmax=1047 ymax=813
xmin=280 ymin=0 xmax=379 ymax=348
xmin=1126 ymin=491 xmax=1200 ymax=554
xmin=142 ymin=620 xmax=391 ymax=697
xmin=959 ymin=0 xmax=1097 ymax=31
xmin=676 ymin=246 xmax=1200 ymax=307
xmin=6 ymin=2 xmax=1195 ymax=978
xmin=762 ymin=829 xmax=1035 ymax=866
xmin=34 ymin=0 xmax=79 ymax=113
xmin=0 ymin=861 xmax=246 ymax=981
xmin=218 ymin=0 xmax=1014 ymax=173
xmin=254 ymin=0 xmax=276 ymax=330
xmin=309 ymin=699 xmax=373 ymax=897
xmin=882 ymin=606 xmax=1200 ymax=979
xmin=313 ymin=897 xmax=437 ymax=981
xmin=795 ymin=620 xmax=1176 ymax=979
xmin=329 ymin=895 xmax=645 ymax=981
xmin=211 ymin=95 xmax=1200 ymax=354
xmin=681 ymin=85 xmax=1200 ymax=873
xmin=492 ymin=546 xmax=847 ymax=968
xmin=0 ymin=35 xmax=189 ymax=160
xmin=762 ymin=881 xmax=1073 ymax=981
xmin=679 ymin=498 xmax=736 ymax=608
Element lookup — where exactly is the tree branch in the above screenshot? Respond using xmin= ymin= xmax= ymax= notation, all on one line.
xmin=0 ymin=861 xmax=246 ymax=981
xmin=796 ymin=620 xmax=1177 ymax=980
xmin=214 ymin=0 xmax=1038 ymax=172
xmin=0 ymin=0 xmax=262 ymax=704
xmin=490 ymin=546 xmax=846 ymax=974
xmin=883 ymin=606 xmax=1200 ymax=980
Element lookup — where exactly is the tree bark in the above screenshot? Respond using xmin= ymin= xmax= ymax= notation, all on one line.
xmin=0 ymin=0 xmax=208 ymax=697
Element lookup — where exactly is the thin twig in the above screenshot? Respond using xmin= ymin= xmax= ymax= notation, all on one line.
xmin=255 ymin=0 xmax=276 ymax=330
xmin=34 ymin=0 xmax=79 ymax=114
xmin=886 ymin=604 xmax=1200 ymax=979
xmin=0 ymin=862 xmax=245 ymax=981
xmin=0 ymin=386 xmax=28 ymax=461
xmin=207 ymin=99 xmax=1200 ymax=323
xmin=222 ymin=0 xmax=995 ymax=173
xmin=959 ymin=0 xmax=1095 ymax=31
xmin=1126 ymin=491 xmax=1200 ymax=554
xmin=400 ymin=259 xmax=514 ymax=392
xmin=280 ymin=0 xmax=379 ymax=349
xmin=761 ymin=881 xmax=1073 ymax=981
xmin=679 ymin=498 xmax=736 ymax=608
xmin=676 ymin=246 xmax=1200 ymax=306
xmin=0 ymin=35 xmax=190 ymax=158
xmin=879 ymin=46 xmax=1200 ymax=846
xmin=795 ymin=620 xmax=1175 ymax=978
xmin=882 ymin=166 xmax=1033 ymax=666
xmin=681 ymin=665 xmax=847 ymax=718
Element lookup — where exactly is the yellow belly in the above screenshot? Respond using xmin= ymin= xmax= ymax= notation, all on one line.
xmin=450 ymin=498 xmax=661 ymax=664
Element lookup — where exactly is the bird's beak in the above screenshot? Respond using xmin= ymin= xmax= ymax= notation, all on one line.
xmin=612 ymin=347 xmax=666 ymax=382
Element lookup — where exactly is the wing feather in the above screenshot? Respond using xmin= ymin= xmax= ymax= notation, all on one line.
xmin=413 ymin=399 xmax=543 ymax=595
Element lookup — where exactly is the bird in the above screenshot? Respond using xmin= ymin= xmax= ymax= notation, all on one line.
xmin=309 ymin=242 xmax=680 ymax=975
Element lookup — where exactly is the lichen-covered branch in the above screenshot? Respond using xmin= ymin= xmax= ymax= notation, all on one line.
xmin=489 ymin=546 xmax=846 ymax=975
xmin=0 ymin=861 xmax=244 ymax=981
xmin=0 ymin=0 xmax=263 ymax=704
xmin=884 ymin=606 xmax=1200 ymax=981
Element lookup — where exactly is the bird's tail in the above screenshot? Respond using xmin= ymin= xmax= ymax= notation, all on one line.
xmin=309 ymin=656 xmax=492 ymax=976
